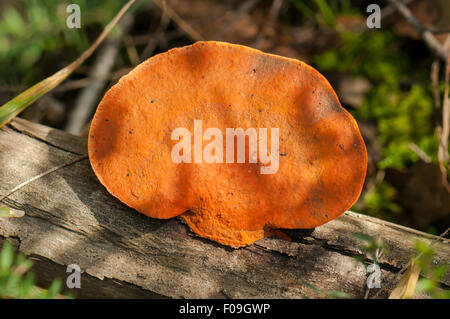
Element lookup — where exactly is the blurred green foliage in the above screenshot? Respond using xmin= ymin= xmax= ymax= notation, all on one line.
xmin=0 ymin=0 xmax=125 ymax=86
xmin=311 ymin=23 xmax=439 ymax=220
xmin=414 ymin=240 xmax=450 ymax=299
xmin=360 ymin=181 xmax=402 ymax=219
xmin=314 ymin=30 xmax=437 ymax=170
xmin=0 ymin=240 xmax=65 ymax=298
xmin=352 ymin=233 xmax=449 ymax=299
xmin=290 ymin=0 xmax=358 ymax=25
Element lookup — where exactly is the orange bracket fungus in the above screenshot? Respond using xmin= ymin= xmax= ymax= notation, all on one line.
xmin=88 ymin=41 xmax=367 ymax=247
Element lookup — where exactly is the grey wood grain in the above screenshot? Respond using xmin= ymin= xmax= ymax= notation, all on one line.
xmin=0 ymin=118 xmax=449 ymax=298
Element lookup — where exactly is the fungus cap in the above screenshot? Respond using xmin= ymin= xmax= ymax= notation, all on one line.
xmin=88 ymin=41 xmax=367 ymax=247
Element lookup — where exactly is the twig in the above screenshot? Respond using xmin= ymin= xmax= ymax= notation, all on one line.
xmin=54 ymin=79 xmax=89 ymax=92
xmin=132 ymin=29 xmax=183 ymax=46
xmin=388 ymin=0 xmax=448 ymax=61
xmin=438 ymin=46 xmax=450 ymax=191
xmin=57 ymin=69 xmax=134 ymax=92
xmin=64 ymin=14 xmax=134 ymax=135
xmin=140 ymin=0 xmax=171 ymax=61
xmin=408 ymin=143 xmax=432 ymax=163
xmin=253 ymin=0 xmax=283 ymax=49
xmin=0 ymin=155 xmax=88 ymax=202
xmin=430 ymin=58 xmax=450 ymax=192
xmin=0 ymin=81 xmax=88 ymax=93
xmin=22 ymin=94 xmax=64 ymax=124
xmin=124 ymin=34 xmax=140 ymax=66
xmin=431 ymin=59 xmax=441 ymax=126
xmin=152 ymin=0 xmax=204 ymax=42
xmin=66 ymin=0 xmax=136 ymax=72
xmin=380 ymin=0 xmax=413 ymax=20
xmin=392 ymin=0 xmax=450 ymax=191
xmin=430 ymin=28 xmax=450 ymax=35
xmin=215 ymin=0 xmax=261 ymax=40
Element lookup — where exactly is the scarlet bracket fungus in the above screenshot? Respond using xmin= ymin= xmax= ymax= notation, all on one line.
xmin=88 ymin=41 xmax=367 ymax=247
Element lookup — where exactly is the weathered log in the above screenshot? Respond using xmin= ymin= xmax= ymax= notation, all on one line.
xmin=0 ymin=117 xmax=449 ymax=298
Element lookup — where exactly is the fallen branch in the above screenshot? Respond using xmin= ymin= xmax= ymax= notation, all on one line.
xmin=152 ymin=0 xmax=204 ymax=42
xmin=1 ymin=118 xmax=449 ymax=298
xmin=388 ymin=0 xmax=448 ymax=61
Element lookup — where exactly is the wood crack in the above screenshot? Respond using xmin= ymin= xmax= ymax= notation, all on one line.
xmin=0 ymin=118 xmax=449 ymax=298
xmin=7 ymin=122 xmax=85 ymax=156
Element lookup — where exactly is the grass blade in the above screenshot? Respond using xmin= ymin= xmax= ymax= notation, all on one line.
xmin=0 ymin=206 xmax=11 ymax=217
xmin=0 ymin=0 xmax=136 ymax=128
xmin=0 ymin=206 xmax=24 ymax=218
xmin=314 ymin=0 xmax=335 ymax=26
xmin=389 ymin=258 xmax=421 ymax=299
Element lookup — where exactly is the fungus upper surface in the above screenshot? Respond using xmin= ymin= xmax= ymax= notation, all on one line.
xmin=88 ymin=41 xmax=367 ymax=247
